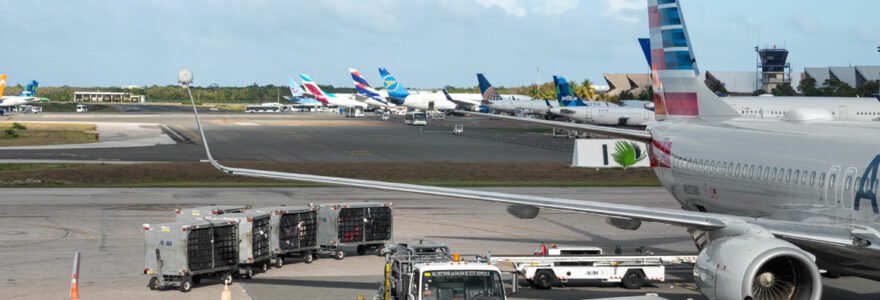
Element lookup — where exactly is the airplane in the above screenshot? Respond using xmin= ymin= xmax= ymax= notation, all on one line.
xmin=378 ymin=68 xmax=456 ymax=111
xmin=477 ymin=73 xmax=555 ymax=115
xmin=180 ymin=1 xmax=880 ymax=298
xmin=0 ymin=75 xmax=40 ymax=108
xmin=282 ymin=77 xmax=322 ymax=108
xmin=550 ymin=75 xmax=654 ymax=126
xmin=349 ymin=68 xmax=396 ymax=108
xmin=635 ymin=38 xmax=880 ymax=121
xmin=299 ymin=74 xmax=367 ymax=108
xmin=441 ymin=89 xmax=489 ymax=113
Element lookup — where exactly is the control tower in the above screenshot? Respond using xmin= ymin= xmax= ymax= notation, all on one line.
xmin=755 ymin=45 xmax=791 ymax=93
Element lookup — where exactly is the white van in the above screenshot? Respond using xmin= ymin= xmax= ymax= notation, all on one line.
xmin=76 ymin=105 xmax=88 ymax=113
xmin=404 ymin=111 xmax=427 ymax=126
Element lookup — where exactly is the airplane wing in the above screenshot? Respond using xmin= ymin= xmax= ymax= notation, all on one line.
xmin=441 ymin=89 xmax=478 ymax=109
xmin=456 ymin=110 xmax=652 ymax=143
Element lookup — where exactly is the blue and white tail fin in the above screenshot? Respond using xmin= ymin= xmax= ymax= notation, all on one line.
xmin=378 ymin=68 xmax=410 ymax=99
xmin=17 ymin=80 xmax=38 ymax=97
xmin=350 ymin=68 xmax=388 ymax=105
xmin=553 ymin=75 xmax=587 ymax=107
xmin=288 ymin=77 xmax=307 ymax=98
xmin=647 ymin=0 xmax=736 ymax=119
xmin=476 ymin=73 xmax=502 ymax=104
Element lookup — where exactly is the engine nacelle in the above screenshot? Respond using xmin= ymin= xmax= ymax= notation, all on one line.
xmin=694 ymin=236 xmax=821 ymax=300
xmin=506 ymin=205 xmax=539 ymax=219
xmin=605 ymin=217 xmax=641 ymax=230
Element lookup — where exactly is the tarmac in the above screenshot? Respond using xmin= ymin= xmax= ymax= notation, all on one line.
xmin=0 ymin=111 xmax=574 ymax=162
xmin=0 ymin=187 xmax=877 ymax=300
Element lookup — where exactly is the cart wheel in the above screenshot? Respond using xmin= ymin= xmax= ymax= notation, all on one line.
xmin=533 ymin=270 xmax=554 ymax=289
xmin=180 ymin=277 xmax=193 ymax=293
xmin=261 ymin=263 xmax=268 ymax=273
xmin=222 ymin=273 xmax=233 ymax=284
xmin=244 ymin=267 xmax=253 ymax=279
xmin=334 ymin=250 xmax=345 ymax=260
xmin=621 ymin=270 xmax=645 ymax=289
xmin=274 ymin=257 xmax=284 ymax=268
xmin=148 ymin=277 xmax=159 ymax=290
xmin=304 ymin=253 xmax=314 ymax=264
xmin=191 ymin=275 xmax=201 ymax=285
xmin=357 ymin=245 xmax=366 ymax=255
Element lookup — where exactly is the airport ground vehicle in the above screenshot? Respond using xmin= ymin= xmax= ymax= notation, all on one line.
xmin=453 ymin=124 xmax=463 ymax=135
xmin=204 ymin=211 xmax=273 ymax=279
xmin=404 ymin=111 xmax=427 ymax=126
xmin=76 ymin=104 xmax=87 ymax=112
xmin=144 ymin=219 xmax=238 ymax=292
xmin=491 ymin=244 xmax=697 ymax=290
xmin=344 ymin=106 xmax=365 ymax=117
xmin=316 ymin=202 xmax=393 ymax=259
xmin=245 ymin=103 xmax=283 ymax=113
xmin=378 ymin=241 xmax=506 ymax=300
xmin=253 ymin=205 xmax=319 ymax=266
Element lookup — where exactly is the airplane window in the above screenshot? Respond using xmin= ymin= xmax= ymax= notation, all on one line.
xmin=758 ymin=166 xmax=763 ymax=178
xmin=786 ymin=169 xmax=792 ymax=184
xmin=856 ymin=176 xmax=863 ymax=191
xmin=772 ymin=168 xmax=778 ymax=182
xmin=749 ymin=165 xmax=755 ymax=179
xmin=819 ymin=173 xmax=826 ymax=187
xmin=728 ymin=162 xmax=734 ymax=176
xmin=829 ymin=174 xmax=836 ymax=190
xmin=765 ymin=167 xmax=771 ymax=181
xmin=802 ymin=170 xmax=808 ymax=185
xmin=845 ymin=176 xmax=852 ymax=191
xmin=722 ymin=162 xmax=727 ymax=175
xmin=810 ymin=172 xmax=816 ymax=186
xmin=794 ymin=170 xmax=800 ymax=183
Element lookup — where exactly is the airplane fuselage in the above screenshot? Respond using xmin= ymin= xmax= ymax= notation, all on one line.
xmin=551 ymin=104 xmax=654 ymax=126
xmin=0 ymin=96 xmax=37 ymax=107
xmin=724 ymin=96 xmax=880 ymax=121
xmin=486 ymin=99 xmax=554 ymax=115
xmin=394 ymin=93 xmax=456 ymax=111
xmin=648 ymin=117 xmax=880 ymax=279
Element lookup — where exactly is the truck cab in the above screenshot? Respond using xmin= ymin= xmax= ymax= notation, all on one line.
xmin=410 ymin=264 xmax=505 ymax=300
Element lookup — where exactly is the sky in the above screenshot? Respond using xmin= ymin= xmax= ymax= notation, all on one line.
xmin=0 ymin=0 xmax=877 ymax=88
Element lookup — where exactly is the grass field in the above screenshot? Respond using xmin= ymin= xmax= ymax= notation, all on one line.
xmin=0 ymin=162 xmax=661 ymax=187
xmin=0 ymin=122 xmax=99 ymax=146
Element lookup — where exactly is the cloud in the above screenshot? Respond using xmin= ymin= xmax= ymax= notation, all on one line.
xmin=476 ymin=0 xmax=577 ymax=17
xmin=601 ymin=0 xmax=644 ymax=23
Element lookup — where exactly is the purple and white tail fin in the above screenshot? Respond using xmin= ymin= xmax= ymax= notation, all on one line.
xmin=648 ymin=0 xmax=736 ymax=119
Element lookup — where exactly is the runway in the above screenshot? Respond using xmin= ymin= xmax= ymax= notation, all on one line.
xmin=0 ymin=187 xmax=876 ymax=299
xmin=0 ymin=112 xmax=573 ymax=162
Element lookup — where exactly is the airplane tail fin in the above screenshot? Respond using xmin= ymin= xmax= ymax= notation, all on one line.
xmin=476 ymin=73 xmax=502 ymax=104
xmin=0 ymin=74 xmax=7 ymax=96
xmin=350 ymin=68 xmax=373 ymax=88
xmin=18 ymin=80 xmax=38 ymax=97
xmin=553 ymin=75 xmax=586 ymax=107
xmin=378 ymin=68 xmax=410 ymax=99
xmin=647 ymin=0 xmax=737 ymax=119
xmin=299 ymin=74 xmax=329 ymax=103
xmin=288 ymin=77 xmax=306 ymax=98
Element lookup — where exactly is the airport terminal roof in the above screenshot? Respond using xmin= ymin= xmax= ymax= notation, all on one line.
xmin=829 ymin=67 xmax=857 ymax=86
xmin=856 ymin=66 xmax=880 ymax=81
xmin=805 ymin=67 xmax=831 ymax=84
xmin=706 ymin=71 xmax=759 ymax=94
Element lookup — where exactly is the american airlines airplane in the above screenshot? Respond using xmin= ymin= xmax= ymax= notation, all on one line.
xmin=282 ymin=77 xmax=322 ymax=108
xmin=181 ymin=1 xmax=880 ymax=299
xmin=299 ymin=74 xmax=367 ymax=109
xmin=349 ymin=68 xmax=397 ymax=109
xmin=378 ymin=68 xmax=456 ymax=111
xmin=477 ymin=73 xmax=556 ymax=115
xmin=0 ymin=75 xmax=40 ymax=108
xmin=550 ymin=75 xmax=654 ymax=126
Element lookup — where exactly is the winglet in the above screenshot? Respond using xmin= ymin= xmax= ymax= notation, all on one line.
xmin=184 ymin=81 xmax=228 ymax=173
xmin=441 ymin=89 xmax=453 ymax=101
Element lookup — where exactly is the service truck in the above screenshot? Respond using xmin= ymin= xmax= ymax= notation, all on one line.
xmin=492 ymin=244 xmax=697 ymax=290
xmin=377 ymin=241 xmax=506 ymax=300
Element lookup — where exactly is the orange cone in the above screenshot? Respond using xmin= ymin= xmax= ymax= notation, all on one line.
xmin=221 ymin=281 xmax=231 ymax=300
xmin=70 ymin=273 xmax=80 ymax=299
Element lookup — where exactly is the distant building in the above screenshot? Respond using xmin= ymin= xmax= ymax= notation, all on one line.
xmin=705 ymin=71 xmax=802 ymax=95
xmin=804 ymin=66 xmax=880 ymax=88
xmin=603 ymin=74 xmax=651 ymax=97
xmin=74 ymin=91 xmax=145 ymax=103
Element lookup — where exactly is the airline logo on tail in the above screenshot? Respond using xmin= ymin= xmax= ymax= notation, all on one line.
xmin=350 ymin=68 xmax=388 ymax=105
xmin=553 ymin=76 xmax=587 ymax=107
xmin=19 ymin=80 xmax=38 ymax=97
xmin=476 ymin=73 xmax=502 ymax=103
xmin=0 ymin=74 xmax=6 ymax=96
xmin=300 ymin=74 xmax=329 ymax=103
xmin=288 ymin=77 xmax=305 ymax=97
xmin=378 ymin=68 xmax=409 ymax=99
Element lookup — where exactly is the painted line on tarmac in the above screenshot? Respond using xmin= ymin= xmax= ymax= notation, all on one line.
xmin=175 ymin=124 xmax=201 ymax=142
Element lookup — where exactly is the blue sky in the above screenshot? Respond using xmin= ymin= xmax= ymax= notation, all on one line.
xmin=1 ymin=0 xmax=877 ymax=88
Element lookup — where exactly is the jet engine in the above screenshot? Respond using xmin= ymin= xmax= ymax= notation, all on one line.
xmin=694 ymin=236 xmax=821 ymax=300
xmin=506 ymin=205 xmax=539 ymax=219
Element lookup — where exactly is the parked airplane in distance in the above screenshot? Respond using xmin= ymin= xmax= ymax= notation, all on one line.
xmin=182 ymin=1 xmax=880 ymax=299
xmin=379 ymin=68 xmax=456 ymax=111
xmin=0 ymin=75 xmax=40 ymax=108
xmin=299 ymin=74 xmax=366 ymax=108
xmin=550 ymin=75 xmax=653 ymax=126
xmin=349 ymin=68 xmax=396 ymax=108
xmin=282 ymin=77 xmax=322 ymax=108
xmin=477 ymin=73 xmax=554 ymax=115
xmin=635 ymin=38 xmax=880 ymax=122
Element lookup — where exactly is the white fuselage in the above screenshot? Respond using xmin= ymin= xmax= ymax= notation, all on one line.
xmin=396 ymin=93 xmax=456 ymax=111
xmin=485 ymin=99 xmax=554 ymax=115
xmin=723 ymin=96 xmax=880 ymax=121
xmin=0 ymin=96 xmax=37 ymax=107
xmin=324 ymin=93 xmax=368 ymax=108
xmin=551 ymin=103 xmax=654 ymax=126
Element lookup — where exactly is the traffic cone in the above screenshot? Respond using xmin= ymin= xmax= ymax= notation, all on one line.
xmin=221 ymin=281 xmax=231 ymax=300
xmin=70 ymin=273 xmax=80 ymax=299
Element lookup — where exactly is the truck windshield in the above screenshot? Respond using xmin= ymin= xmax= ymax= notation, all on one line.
xmin=414 ymin=113 xmax=427 ymax=121
xmin=420 ymin=270 xmax=504 ymax=300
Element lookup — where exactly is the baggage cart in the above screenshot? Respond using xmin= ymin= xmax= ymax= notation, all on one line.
xmin=144 ymin=219 xmax=239 ymax=292
xmin=253 ymin=205 xmax=319 ymax=267
xmin=316 ymin=202 xmax=393 ymax=260
xmin=206 ymin=211 xmax=273 ymax=279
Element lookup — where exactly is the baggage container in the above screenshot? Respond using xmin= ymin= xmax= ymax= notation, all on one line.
xmin=175 ymin=205 xmax=250 ymax=222
xmin=144 ymin=219 xmax=238 ymax=292
xmin=253 ymin=205 xmax=319 ymax=267
xmin=316 ymin=202 xmax=393 ymax=260
xmin=206 ymin=210 xmax=273 ymax=278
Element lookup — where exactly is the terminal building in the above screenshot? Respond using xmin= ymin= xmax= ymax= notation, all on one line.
xmin=74 ymin=91 xmax=145 ymax=103
xmin=804 ymin=66 xmax=880 ymax=88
